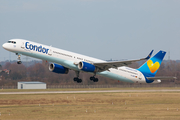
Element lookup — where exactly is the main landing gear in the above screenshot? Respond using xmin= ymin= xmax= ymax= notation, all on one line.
xmin=16 ymin=53 xmax=22 ymax=64
xmin=73 ymin=77 xmax=82 ymax=83
xmin=90 ymin=73 xmax=99 ymax=82
xmin=73 ymin=71 xmax=82 ymax=83
xmin=90 ymin=76 xmax=99 ymax=82
xmin=73 ymin=71 xmax=99 ymax=83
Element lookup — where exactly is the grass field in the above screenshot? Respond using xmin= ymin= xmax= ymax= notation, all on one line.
xmin=0 ymin=88 xmax=180 ymax=120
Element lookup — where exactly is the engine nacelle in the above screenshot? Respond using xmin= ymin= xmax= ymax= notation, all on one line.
xmin=78 ymin=61 xmax=96 ymax=72
xmin=49 ymin=63 xmax=69 ymax=74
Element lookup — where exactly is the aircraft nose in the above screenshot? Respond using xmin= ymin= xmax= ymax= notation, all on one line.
xmin=2 ymin=43 xmax=6 ymax=49
xmin=2 ymin=43 xmax=9 ymax=50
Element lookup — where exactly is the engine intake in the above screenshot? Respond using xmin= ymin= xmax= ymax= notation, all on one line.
xmin=49 ymin=63 xmax=69 ymax=74
xmin=78 ymin=61 xmax=96 ymax=72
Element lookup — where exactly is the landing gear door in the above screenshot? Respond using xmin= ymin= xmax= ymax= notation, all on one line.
xmin=21 ymin=42 xmax=25 ymax=49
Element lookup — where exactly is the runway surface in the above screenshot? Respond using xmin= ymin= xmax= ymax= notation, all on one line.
xmin=0 ymin=89 xmax=180 ymax=95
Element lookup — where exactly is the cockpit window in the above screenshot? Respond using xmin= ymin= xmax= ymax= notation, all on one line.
xmin=7 ymin=41 xmax=16 ymax=44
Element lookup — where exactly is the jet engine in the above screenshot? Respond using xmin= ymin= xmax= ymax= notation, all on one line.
xmin=49 ymin=63 xmax=69 ymax=74
xmin=78 ymin=61 xmax=96 ymax=72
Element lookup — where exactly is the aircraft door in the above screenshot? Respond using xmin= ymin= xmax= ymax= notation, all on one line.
xmin=21 ymin=42 xmax=25 ymax=48
xmin=48 ymin=49 xmax=52 ymax=55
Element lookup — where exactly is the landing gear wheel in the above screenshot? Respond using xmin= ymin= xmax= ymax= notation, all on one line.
xmin=74 ymin=77 xmax=78 ymax=82
xmin=74 ymin=77 xmax=82 ymax=83
xmin=17 ymin=61 xmax=22 ymax=64
xmin=90 ymin=76 xmax=98 ymax=82
xmin=90 ymin=76 xmax=95 ymax=81
xmin=77 ymin=79 xmax=82 ymax=83
xmin=93 ymin=78 xmax=98 ymax=82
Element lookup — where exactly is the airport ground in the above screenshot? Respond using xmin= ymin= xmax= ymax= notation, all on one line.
xmin=0 ymin=88 xmax=180 ymax=120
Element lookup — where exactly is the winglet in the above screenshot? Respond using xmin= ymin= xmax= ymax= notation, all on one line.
xmin=145 ymin=50 xmax=154 ymax=59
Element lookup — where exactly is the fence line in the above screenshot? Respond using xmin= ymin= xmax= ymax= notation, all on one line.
xmin=1 ymin=86 xmax=17 ymax=89
xmin=1 ymin=84 xmax=180 ymax=89
xmin=47 ymin=84 xmax=180 ymax=89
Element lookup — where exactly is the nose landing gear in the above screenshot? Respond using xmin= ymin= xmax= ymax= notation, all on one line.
xmin=16 ymin=53 xmax=22 ymax=64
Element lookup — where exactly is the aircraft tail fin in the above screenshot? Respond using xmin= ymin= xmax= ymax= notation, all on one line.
xmin=137 ymin=50 xmax=166 ymax=77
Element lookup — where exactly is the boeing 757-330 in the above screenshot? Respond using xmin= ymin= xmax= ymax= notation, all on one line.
xmin=2 ymin=39 xmax=176 ymax=83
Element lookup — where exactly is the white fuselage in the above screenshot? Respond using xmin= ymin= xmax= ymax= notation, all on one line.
xmin=2 ymin=39 xmax=146 ymax=83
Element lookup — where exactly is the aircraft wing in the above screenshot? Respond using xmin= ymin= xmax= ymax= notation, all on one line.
xmin=146 ymin=76 xmax=177 ymax=80
xmin=93 ymin=50 xmax=154 ymax=71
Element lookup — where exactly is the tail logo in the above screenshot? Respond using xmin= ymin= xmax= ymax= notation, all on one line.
xmin=147 ymin=60 xmax=160 ymax=73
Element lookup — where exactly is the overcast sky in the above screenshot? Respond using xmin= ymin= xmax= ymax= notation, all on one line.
xmin=0 ymin=0 xmax=180 ymax=61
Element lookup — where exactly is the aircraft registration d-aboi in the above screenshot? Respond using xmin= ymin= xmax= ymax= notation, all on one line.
xmin=2 ymin=39 xmax=176 ymax=83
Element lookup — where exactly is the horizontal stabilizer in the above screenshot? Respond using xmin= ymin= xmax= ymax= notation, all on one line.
xmin=146 ymin=76 xmax=177 ymax=80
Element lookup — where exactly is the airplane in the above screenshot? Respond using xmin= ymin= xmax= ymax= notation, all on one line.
xmin=2 ymin=39 xmax=176 ymax=84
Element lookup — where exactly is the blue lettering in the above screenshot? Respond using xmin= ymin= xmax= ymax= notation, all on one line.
xmin=34 ymin=45 xmax=38 ymax=51
xmin=42 ymin=47 xmax=46 ymax=53
xmin=29 ymin=44 xmax=33 ymax=50
xmin=25 ymin=42 xmax=29 ymax=49
xmin=25 ymin=42 xmax=49 ymax=54
xmin=46 ymin=49 xmax=49 ymax=54
xmin=38 ymin=46 xmax=42 ymax=52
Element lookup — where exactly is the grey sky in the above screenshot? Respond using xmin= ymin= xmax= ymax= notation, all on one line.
xmin=0 ymin=0 xmax=180 ymax=61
